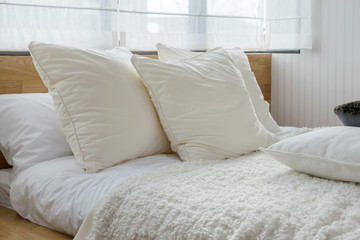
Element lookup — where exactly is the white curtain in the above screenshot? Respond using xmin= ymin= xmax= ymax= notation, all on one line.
xmin=0 ymin=0 xmax=116 ymax=51
xmin=0 ymin=0 xmax=311 ymax=51
xmin=265 ymin=0 xmax=312 ymax=50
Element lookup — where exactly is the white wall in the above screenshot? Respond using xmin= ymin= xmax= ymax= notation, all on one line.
xmin=271 ymin=0 xmax=360 ymax=127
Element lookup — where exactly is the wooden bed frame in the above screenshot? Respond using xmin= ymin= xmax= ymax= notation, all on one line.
xmin=0 ymin=53 xmax=272 ymax=169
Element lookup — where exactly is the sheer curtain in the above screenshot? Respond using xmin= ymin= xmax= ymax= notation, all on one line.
xmin=0 ymin=0 xmax=116 ymax=51
xmin=265 ymin=0 xmax=312 ymax=49
xmin=0 ymin=0 xmax=311 ymax=51
xmin=115 ymin=0 xmax=263 ymax=50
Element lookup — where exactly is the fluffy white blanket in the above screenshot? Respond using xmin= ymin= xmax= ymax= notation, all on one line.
xmin=77 ymin=151 xmax=360 ymax=240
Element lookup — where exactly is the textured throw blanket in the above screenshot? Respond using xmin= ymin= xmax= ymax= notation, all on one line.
xmin=76 ymin=150 xmax=360 ymax=240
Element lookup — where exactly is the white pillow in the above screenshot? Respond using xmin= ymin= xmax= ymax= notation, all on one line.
xmin=132 ymin=50 xmax=279 ymax=161
xmin=29 ymin=42 xmax=170 ymax=173
xmin=261 ymin=126 xmax=360 ymax=183
xmin=0 ymin=93 xmax=73 ymax=177
xmin=156 ymin=43 xmax=280 ymax=133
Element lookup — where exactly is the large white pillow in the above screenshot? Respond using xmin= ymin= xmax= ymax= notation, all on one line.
xmin=0 ymin=93 xmax=73 ymax=177
xmin=131 ymin=50 xmax=279 ymax=161
xmin=156 ymin=43 xmax=280 ymax=133
xmin=261 ymin=126 xmax=360 ymax=183
xmin=29 ymin=42 xmax=170 ymax=173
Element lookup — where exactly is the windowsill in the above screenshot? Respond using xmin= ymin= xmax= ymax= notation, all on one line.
xmin=0 ymin=49 xmax=300 ymax=56
xmin=133 ymin=50 xmax=301 ymax=55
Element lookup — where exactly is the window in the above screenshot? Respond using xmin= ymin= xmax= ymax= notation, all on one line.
xmin=0 ymin=0 xmax=311 ymax=51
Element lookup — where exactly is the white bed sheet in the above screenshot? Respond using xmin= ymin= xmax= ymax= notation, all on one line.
xmin=0 ymin=168 xmax=12 ymax=209
xmin=10 ymin=154 xmax=180 ymax=235
xmin=10 ymin=126 xmax=299 ymax=236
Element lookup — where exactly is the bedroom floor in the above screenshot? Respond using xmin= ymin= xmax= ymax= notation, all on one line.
xmin=0 ymin=206 xmax=72 ymax=240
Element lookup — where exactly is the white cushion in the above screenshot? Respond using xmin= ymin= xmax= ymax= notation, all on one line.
xmin=132 ymin=50 xmax=279 ymax=161
xmin=261 ymin=126 xmax=360 ymax=183
xmin=157 ymin=43 xmax=196 ymax=60
xmin=156 ymin=43 xmax=280 ymax=133
xmin=29 ymin=42 xmax=170 ymax=173
xmin=0 ymin=93 xmax=72 ymax=177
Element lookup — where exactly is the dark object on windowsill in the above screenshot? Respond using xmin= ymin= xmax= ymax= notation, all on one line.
xmin=334 ymin=101 xmax=360 ymax=127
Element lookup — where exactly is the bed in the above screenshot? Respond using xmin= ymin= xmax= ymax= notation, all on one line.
xmin=1 ymin=44 xmax=360 ymax=240
xmin=0 ymin=50 xmax=272 ymax=223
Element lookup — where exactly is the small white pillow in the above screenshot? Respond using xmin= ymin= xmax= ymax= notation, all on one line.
xmin=29 ymin=42 xmax=170 ymax=173
xmin=156 ymin=43 xmax=280 ymax=133
xmin=0 ymin=94 xmax=73 ymax=177
xmin=132 ymin=50 xmax=279 ymax=161
xmin=261 ymin=126 xmax=360 ymax=183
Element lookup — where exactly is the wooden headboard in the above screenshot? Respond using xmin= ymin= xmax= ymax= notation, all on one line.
xmin=0 ymin=53 xmax=271 ymax=169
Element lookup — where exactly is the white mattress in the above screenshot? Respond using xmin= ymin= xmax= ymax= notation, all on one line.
xmin=10 ymin=126 xmax=299 ymax=236
xmin=0 ymin=168 xmax=11 ymax=209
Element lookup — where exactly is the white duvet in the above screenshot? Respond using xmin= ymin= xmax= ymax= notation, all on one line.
xmin=0 ymin=168 xmax=11 ymax=209
xmin=10 ymin=154 xmax=180 ymax=235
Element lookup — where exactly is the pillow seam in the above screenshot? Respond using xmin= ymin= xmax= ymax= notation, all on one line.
xmin=54 ymin=88 xmax=86 ymax=165
xmin=30 ymin=48 xmax=86 ymax=166
xmin=262 ymin=148 xmax=359 ymax=166
xmin=133 ymin=59 xmax=191 ymax=160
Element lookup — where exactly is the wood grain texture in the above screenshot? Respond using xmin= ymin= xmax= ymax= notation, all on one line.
xmin=248 ymin=54 xmax=272 ymax=104
xmin=0 ymin=54 xmax=272 ymax=169
xmin=0 ymin=56 xmax=47 ymax=94
xmin=0 ymin=206 xmax=72 ymax=240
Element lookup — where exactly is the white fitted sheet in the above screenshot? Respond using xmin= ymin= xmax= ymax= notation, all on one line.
xmin=0 ymin=168 xmax=12 ymax=209
xmin=10 ymin=126 xmax=299 ymax=236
